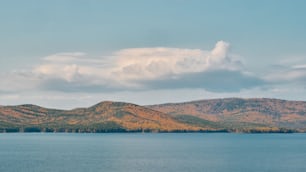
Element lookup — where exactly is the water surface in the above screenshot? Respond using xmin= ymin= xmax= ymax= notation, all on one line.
xmin=1 ymin=133 xmax=306 ymax=172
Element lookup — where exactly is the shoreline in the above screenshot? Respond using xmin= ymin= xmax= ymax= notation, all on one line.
xmin=0 ymin=129 xmax=300 ymax=134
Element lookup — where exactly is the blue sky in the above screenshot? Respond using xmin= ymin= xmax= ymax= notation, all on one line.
xmin=1 ymin=0 xmax=306 ymax=109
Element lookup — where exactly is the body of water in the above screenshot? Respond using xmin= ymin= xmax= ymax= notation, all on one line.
xmin=0 ymin=133 xmax=306 ymax=172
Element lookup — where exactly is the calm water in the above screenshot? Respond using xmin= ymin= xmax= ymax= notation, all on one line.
xmin=0 ymin=133 xmax=306 ymax=172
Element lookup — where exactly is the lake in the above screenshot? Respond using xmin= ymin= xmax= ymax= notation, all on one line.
xmin=0 ymin=133 xmax=306 ymax=172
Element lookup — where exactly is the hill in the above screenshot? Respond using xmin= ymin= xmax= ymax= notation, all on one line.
xmin=1 ymin=98 xmax=306 ymax=133
xmin=0 ymin=101 xmax=202 ymax=133
xmin=147 ymin=98 xmax=306 ymax=132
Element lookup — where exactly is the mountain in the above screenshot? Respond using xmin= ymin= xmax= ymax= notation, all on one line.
xmin=147 ymin=98 xmax=306 ymax=132
xmin=0 ymin=101 xmax=202 ymax=133
xmin=1 ymin=98 xmax=306 ymax=133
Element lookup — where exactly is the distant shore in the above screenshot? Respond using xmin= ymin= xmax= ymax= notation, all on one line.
xmin=0 ymin=128 xmax=299 ymax=134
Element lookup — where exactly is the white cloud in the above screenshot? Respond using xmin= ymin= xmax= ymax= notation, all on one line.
xmin=292 ymin=64 xmax=306 ymax=69
xmin=43 ymin=52 xmax=86 ymax=62
xmin=113 ymin=41 xmax=238 ymax=80
xmin=265 ymin=55 xmax=306 ymax=83
xmin=2 ymin=41 xmax=306 ymax=108
xmin=31 ymin=41 xmax=244 ymax=90
xmin=0 ymin=40 xmax=266 ymax=102
xmin=0 ymin=71 xmax=39 ymax=92
xmin=264 ymin=63 xmax=306 ymax=83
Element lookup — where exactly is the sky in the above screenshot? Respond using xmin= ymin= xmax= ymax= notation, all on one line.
xmin=1 ymin=0 xmax=306 ymax=109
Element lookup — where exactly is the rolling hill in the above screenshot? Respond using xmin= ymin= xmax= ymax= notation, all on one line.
xmin=0 ymin=101 xmax=202 ymax=133
xmin=147 ymin=98 xmax=306 ymax=132
xmin=1 ymin=98 xmax=306 ymax=133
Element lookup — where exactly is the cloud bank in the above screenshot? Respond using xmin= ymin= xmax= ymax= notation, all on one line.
xmin=1 ymin=41 xmax=306 ymax=108
xmin=25 ymin=41 xmax=260 ymax=92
